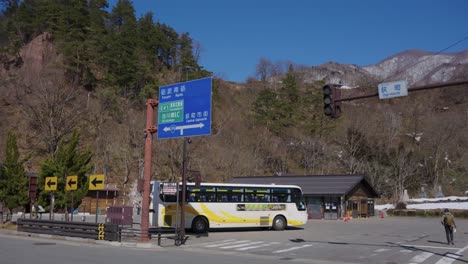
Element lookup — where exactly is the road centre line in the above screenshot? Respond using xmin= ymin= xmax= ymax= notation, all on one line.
xmin=272 ymin=244 xmax=313 ymax=253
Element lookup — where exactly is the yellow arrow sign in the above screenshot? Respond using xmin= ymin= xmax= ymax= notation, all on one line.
xmin=44 ymin=176 xmax=57 ymax=191
xmin=66 ymin=175 xmax=78 ymax=191
xmin=89 ymin=174 xmax=104 ymax=190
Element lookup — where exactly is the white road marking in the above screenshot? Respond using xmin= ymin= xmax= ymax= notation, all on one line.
xmin=400 ymin=249 xmax=413 ymax=253
xmin=409 ymin=252 xmax=434 ymax=263
xmin=435 ymin=245 xmax=468 ymax=264
xmin=272 ymin=244 xmax=313 ymax=253
xmin=204 ymin=240 xmax=250 ymax=248
xmin=236 ymin=242 xmax=281 ymax=251
xmin=374 ymin=248 xmax=390 ymax=252
xmin=220 ymin=241 xmax=264 ymax=249
xmin=194 ymin=239 xmax=236 ymax=246
xmin=399 ymin=244 xmax=460 ymax=250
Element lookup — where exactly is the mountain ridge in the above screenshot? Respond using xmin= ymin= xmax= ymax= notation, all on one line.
xmin=298 ymin=49 xmax=468 ymax=88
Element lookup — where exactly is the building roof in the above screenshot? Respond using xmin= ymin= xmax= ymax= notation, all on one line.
xmin=229 ymin=174 xmax=379 ymax=198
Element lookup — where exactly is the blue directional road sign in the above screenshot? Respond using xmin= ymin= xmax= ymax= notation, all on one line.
xmin=157 ymin=77 xmax=212 ymax=139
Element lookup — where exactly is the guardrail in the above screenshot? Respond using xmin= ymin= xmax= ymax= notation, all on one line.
xmin=17 ymin=219 xmax=121 ymax=241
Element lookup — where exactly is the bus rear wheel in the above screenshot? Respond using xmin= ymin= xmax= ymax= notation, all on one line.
xmin=192 ymin=216 xmax=209 ymax=233
xmin=272 ymin=216 xmax=286 ymax=231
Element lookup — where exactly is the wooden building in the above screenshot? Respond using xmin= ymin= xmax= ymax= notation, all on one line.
xmin=78 ymin=184 xmax=121 ymax=214
xmin=229 ymin=174 xmax=379 ymax=220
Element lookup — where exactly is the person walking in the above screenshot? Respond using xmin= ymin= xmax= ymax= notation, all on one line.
xmin=441 ymin=208 xmax=457 ymax=245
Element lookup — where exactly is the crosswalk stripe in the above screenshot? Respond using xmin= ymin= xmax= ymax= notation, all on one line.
xmin=205 ymin=240 xmax=250 ymax=248
xmin=236 ymin=242 xmax=281 ymax=251
xmin=410 ymin=252 xmax=434 ymax=263
xmin=374 ymin=248 xmax=390 ymax=253
xmin=272 ymin=244 xmax=313 ymax=253
xmin=220 ymin=241 xmax=264 ymax=249
xmin=435 ymin=245 xmax=468 ymax=264
xmin=194 ymin=239 xmax=237 ymax=246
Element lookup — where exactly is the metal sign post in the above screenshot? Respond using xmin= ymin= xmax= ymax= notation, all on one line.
xmin=89 ymin=174 xmax=105 ymax=223
xmin=157 ymin=77 xmax=212 ymax=245
xmin=66 ymin=175 xmax=78 ymax=221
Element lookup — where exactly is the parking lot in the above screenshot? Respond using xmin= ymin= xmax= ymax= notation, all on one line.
xmin=179 ymin=217 xmax=468 ymax=264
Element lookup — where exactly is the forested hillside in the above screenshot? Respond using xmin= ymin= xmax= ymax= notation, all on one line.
xmin=0 ymin=0 xmax=467 ymax=212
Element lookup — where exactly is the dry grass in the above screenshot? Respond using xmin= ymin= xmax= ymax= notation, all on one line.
xmin=0 ymin=222 xmax=17 ymax=230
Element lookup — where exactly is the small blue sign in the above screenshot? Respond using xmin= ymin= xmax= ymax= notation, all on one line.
xmin=157 ymin=77 xmax=212 ymax=139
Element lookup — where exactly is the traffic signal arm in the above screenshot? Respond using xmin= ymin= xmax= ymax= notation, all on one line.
xmin=335 ymin=80 xmax=468 ymax=102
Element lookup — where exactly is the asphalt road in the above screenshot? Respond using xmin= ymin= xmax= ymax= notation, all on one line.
xmin=179 ymin=217 xmax=468 ymax=264
xmin=1 ymin=217 xmax=467 ymax=264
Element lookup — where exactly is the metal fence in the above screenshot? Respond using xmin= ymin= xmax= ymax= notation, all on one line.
xmin=17 ymin=219 xmax=121 ymax=241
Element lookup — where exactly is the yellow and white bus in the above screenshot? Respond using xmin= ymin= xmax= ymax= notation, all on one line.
xmin=150 ymin=181 xmax=308 ymax=233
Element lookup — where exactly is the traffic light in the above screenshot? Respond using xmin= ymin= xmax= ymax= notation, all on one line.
xmin=323 ymin=84 xmax=341 ymax=118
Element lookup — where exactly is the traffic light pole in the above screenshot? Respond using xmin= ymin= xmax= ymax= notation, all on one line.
xmin=335 ymin=80 xmax=468 ymax=102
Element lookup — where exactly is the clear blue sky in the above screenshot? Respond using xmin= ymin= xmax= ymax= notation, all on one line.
xmin=119 ymin=0 xmax=468 ymax=82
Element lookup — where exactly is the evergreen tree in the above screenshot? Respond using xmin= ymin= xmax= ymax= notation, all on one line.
xmin=37 ymin=131 xmax=92 ymax=211
xmin=253 ymin=65 xmax=300 ymax=134
xmin=0 ymin=131 xmax=29 ymax=213
xmin=253 ymin=89 xmax=289 ymax=134
xmin=54 ymin=0 xmax=91 ymax=83
xmin=280 ymin=64 xmax=299 ymax=105
xmin=178 ymin=32 xmax=197 ymax=69
xmin=105 ymin=0 xmax=139 ymax=96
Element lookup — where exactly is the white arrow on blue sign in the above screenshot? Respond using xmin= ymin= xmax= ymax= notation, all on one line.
xmin=157 ymin=77 xmax=212 ymax=139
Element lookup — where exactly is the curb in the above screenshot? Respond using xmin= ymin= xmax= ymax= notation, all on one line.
xmin=0 ymin=229 xmax=162 ymax=249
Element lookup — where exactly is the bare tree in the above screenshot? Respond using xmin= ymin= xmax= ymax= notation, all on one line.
xmin=22 ymin=77 xmax=83 ymax=155
xmin=388 ymin=144 xmax=418 ymax=201
xmin=255 ymin=57 xmax=273 ymax=82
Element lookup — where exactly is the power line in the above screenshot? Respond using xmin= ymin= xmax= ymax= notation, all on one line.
xmin=380 ymin=33 xmax=468 ymax=84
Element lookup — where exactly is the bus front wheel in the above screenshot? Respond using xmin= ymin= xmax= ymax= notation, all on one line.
xmin=272 ymin=216 xmax=286 ymax=231
xmin=192 ymin=216 xmax=209 ymax=233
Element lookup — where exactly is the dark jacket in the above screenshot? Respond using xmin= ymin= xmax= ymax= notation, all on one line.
xmin=441 ymin=212 xmax=456 ymax=228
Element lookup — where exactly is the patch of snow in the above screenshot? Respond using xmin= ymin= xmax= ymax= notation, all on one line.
xmin=375 ymin=196 xmax=468 ymax=211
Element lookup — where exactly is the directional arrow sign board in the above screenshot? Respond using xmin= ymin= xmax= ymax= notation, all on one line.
xmin=378 ymin=80 xmax=408 ymax=99
xmin=44 ymin=176 xmax=57 ymax=191
xmin=157 ymin=77 xmax=212 ymax=139
xmin=89 ymin=174 xmax=104 ymax=190
xmin=66 ymin=175 xmax=78 ymax=191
